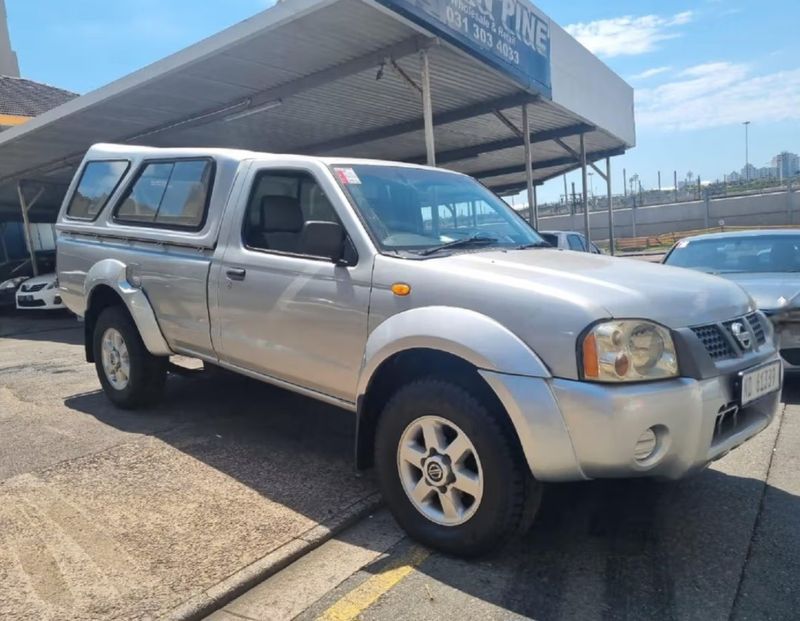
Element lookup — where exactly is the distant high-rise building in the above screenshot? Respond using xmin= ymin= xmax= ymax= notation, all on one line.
xmin=772 ymin=152 xmax=800 ymax=179
xmin=741 ymin=163 xmax=758 ymax=180
xmin=0 ymin=0 xmax=19 ymax=77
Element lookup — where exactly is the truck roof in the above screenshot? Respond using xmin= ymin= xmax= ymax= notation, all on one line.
xmin=85 ymin=143 xmax=453 ymax=175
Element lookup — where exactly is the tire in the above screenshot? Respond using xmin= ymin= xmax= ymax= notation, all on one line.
xmin=93 ymin=306 xmax=167 ymax=409
xmin=375 ymin=379 xmax=542 ymax=557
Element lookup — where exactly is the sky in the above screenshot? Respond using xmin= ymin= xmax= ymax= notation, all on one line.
xmin=5 ymin=0 xmax=800 ymax=203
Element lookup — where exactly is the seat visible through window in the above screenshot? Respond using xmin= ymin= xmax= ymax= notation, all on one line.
xmin=256 ymin=195 xmax=304 ymax=252
xmin=243 ymin=170 xmax=344 ymax=258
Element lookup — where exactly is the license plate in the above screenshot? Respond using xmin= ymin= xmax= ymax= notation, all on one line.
xmin=18 ymin=295 xmax=33 ymax=302
xmin=740 ymin=361 xmax=782 ymax=406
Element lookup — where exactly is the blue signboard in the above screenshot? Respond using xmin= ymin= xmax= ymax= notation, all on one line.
xmin=378 ymin=0 xmax=552 ymax=98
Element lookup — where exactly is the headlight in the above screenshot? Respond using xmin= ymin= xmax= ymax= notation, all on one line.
xmin=581 ymin=320 xmax=679 ymax=382
xmin=0 ymin=277 xmax=25 ymax=290
xmin=46 ymin=281 xmax=56 ymax=290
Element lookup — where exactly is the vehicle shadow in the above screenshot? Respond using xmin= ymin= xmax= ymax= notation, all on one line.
xmin=64 ymin=369 xmax=378 ymax=533
xmin=0 ymin=311 xmax=81 ymax=342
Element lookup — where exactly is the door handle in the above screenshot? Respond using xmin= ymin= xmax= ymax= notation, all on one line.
xmin=226 ymin=268 xmax=246 ymax=281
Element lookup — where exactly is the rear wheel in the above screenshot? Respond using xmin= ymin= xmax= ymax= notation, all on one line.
xmin=93 ymin=306 xmax=167 ymax=409
xmin=375 ymin=379 xmax=542 ymax=557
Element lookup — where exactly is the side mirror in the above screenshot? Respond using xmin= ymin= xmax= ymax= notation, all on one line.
xmin=301 ymin=221 xmax=346 ymax=264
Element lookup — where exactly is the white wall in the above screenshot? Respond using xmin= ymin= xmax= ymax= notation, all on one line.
xmin=548 ymin=21 xmax=636 ymax=148
xmin=29 ymin=223 xmax=56 ymax=251
xmin=536 ymin=190 xmax=800 ymax=241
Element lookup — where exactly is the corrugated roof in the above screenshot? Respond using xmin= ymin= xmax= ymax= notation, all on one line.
xmin=0 ymin=75 xmax=77 ymax=117
xmin=0 ymin=0 xmax=633 ymax=223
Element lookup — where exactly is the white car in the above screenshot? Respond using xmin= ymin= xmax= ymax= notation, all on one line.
xmin=540 ymin=230 xmax=603 ymax=254
xmin=16 ymin=273 xmax=65 ymax=310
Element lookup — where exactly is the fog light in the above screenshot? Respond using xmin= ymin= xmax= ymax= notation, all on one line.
xmin=634 ymin=428 xmax=658 ymax=461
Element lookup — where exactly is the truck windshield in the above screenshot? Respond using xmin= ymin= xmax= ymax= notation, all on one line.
xmin=331 ymin=164 xmax=544 ymax=254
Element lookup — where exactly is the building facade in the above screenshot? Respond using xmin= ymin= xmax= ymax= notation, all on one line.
xmin=0 ymin=0 xmax=76 ymax=263
xmin=773 ymin=152 xmax=800 ymax=180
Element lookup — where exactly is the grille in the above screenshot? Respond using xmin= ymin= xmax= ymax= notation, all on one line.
xmin=746 ymin=313 xmax=766 ymax=345
xmin=22 ymin=283 xmax=46 ymax=292
xmin=691 ymin=325 xmax=735 ymax=361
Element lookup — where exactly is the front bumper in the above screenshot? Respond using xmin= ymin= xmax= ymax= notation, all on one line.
xmin=16 ymin=289 xmax=65 ymax=310
xmin=481 ymin=353 xmax=782 ymax=482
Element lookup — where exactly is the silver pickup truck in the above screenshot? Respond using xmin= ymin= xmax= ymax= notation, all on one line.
xmin=56 ymin=144 xmax=783 ymax=555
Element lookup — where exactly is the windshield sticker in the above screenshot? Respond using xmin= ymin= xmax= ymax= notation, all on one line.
xmin=677 ymin=240 xmax=690 ymax=248
xmin=334 ymin=167 xmax=361 ymax=185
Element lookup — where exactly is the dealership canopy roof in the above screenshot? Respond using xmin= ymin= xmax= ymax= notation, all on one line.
xmin=0 ymin=0 xmax=634 ymax=223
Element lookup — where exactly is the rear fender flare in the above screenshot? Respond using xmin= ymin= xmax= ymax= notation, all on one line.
xmin=84 ymin=259 xmax=172 ymax=356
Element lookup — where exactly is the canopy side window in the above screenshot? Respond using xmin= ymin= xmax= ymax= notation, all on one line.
xmin=65 ymin=160 xmax=130 ymax=221
xmin=114 ymin=158 xmax=214 ymax=230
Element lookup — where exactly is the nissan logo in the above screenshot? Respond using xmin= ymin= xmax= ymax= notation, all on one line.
xmin=426 ymin=462 xmax=444 ymax=483
xmin=731 ymin=322 xmax=752 ymax=350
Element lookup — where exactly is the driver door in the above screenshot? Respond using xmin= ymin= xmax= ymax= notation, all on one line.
xmin=213 ymin=162 xmax=372 ymax=403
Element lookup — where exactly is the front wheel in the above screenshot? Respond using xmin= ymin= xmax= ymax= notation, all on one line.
xmin=375 ymin=379 xmax=542 ymax=557
xmin=93 ymin=306 xmax=167 ymax=409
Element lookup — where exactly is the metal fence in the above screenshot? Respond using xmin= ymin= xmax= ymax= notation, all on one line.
xmin=532 ymin=175 xmax=799 ymax=218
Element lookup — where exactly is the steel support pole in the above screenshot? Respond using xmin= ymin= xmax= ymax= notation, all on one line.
xmin=17 ymin=182 xmax=43 ymax=277
xmin=521 ymin=104 xmax=536 ymax=228
xmin=606 ymin=157 xmax=615 ymax=256
xmin=420 ymin=50 xmax=436 ymax=167
xmin=580 ymin=133 xmax=590 ymax=242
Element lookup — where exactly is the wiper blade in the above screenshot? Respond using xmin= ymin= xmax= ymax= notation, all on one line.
xmin=517 ymin=242 xmax=551 ymax=250
xmin=418 ymin=235 xmax=499 ymax=256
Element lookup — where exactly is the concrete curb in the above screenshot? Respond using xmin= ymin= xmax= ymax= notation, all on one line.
xmin=160 ymin=492 xmax=383 ymax=621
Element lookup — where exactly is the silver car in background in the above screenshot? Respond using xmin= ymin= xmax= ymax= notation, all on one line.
xmin=663 ymin=230 xmax=800 ymax=370
xmin=540 ymin=230 xmax=603 ymax=253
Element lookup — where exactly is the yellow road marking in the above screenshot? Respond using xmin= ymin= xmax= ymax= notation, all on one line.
xmin=316 ymin=545 xmax=430 ymax=621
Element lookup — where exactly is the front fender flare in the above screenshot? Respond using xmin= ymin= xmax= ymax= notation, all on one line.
xmin=357 ymin=306 xmax=550 ymax=400
xmin=85 ymin=259 xmax=172 ymax=356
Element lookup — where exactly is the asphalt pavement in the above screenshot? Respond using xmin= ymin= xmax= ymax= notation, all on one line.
xmin=2 ymin=311 xmax=797 ymax=621
xmin=0 ymin=312 xmax=378 ymax=621
xmin=215 ymin=388 xmax=799 ymax=621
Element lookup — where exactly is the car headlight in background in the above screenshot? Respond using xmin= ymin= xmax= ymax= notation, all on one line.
xmin=582 ymin=320 xmax=679 ymax=382
xmin=0 ymin=277 xmax=26 ymax=290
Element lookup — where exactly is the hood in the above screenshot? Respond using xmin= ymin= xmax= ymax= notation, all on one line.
xmin=19 ymin=273 xmax=57 ymax=288
xmin=714 ymin=272 xmax=800 ymax=312
xmin=437 ymin=249 xmax=753 ymax=328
